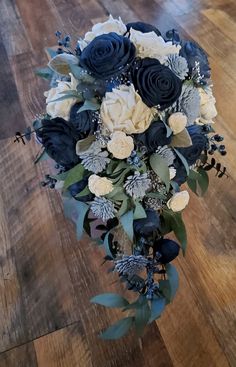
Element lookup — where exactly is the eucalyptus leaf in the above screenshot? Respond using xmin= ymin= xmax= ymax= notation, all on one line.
xmin=133 ymin=201 xmax=147 ymax=220
xmin=100 ymin=317 xmax=133 ymax=340
xmin=49 ymin=91 xmax=80 ymax=103
xmin=75 ymin=201 xmax=89 ymax=240
xmin=103 ymin=231 xmax=114 ymax=259
xmin=134 ymin=295 xmax=151 ymax=336
xmin=166 ymin=263 xmax=179 ymax=301
xmin=90 ymin=293 xmax=129 ymax=308
xmin=77 ymin=99 xmax=100 ymax=113
xmin=76 ymin=135 xmax=96 ymax=155
xmin=69 ymin=64 xmax=84 ymax=79
xmin=170 ymin=128 xmax=192 ymax=148
xmin=159 ymin=279 xmax=171 ymax=304
xmin=48 ymin=53 xmax=79 ymax=75
xmin=173 ymin=148 xmax=189 ymax=175
xmin=149 ymin=297 xmax=166 ymax=323
xmin=45 ymin=47 xmax=58 ymax=59
xmin=63 ymin=197 xmax=76 ymax=222
xmin=150 ymin=153 xmax=170 ymax=191
xmin=63 ymin=164 xmax=85 ymax=189
xmin=163 ymin=119 xmax=173 ymax=138
xmin=118 ymin=198 xmax=129 ymax=217
xmin=34 ymin=149 xmax=49 ymax=164
xmin=120 ymin=210 xmax=134 ymax=242
xmin=35 ymin=67 xmax=53 ymax=80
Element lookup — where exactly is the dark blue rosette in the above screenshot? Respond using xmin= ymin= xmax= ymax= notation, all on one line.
xmin=80 ymin=32 xmax=136 ymax=79
xmin=131 ymin=57 xmax=182 ymax=109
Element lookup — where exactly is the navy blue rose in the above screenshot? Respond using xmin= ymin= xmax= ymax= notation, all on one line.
xmin=131 ymin=58 xmax=182 ymax=109
xmin=180 ymin=40 xmax=210 ymax=83
xmin=69 ymin=103 xmax=97 ymax=139
xmin=126 ymin=21 xmax=161 ymax=36
xmin=37 ymin=118 xmax=80 ymax=169
xmin=177 ymin=125 xmax=208 ymax=165
xmin=134 ymin=120 xmax=172 ymax=152
xmin=80 ymin=32 xmax=135 ymax=79
xmin=134 ymin=209 xmax=160 ymax=236
xmin=155 ymin=238 xmax=180 ymax=263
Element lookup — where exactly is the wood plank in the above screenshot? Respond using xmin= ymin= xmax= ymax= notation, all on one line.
xmin=34 ymin=321 xmax=173 ymax=367
xmin=202 ymin=8 xmax=236 ymax=43
xmin=0 ymin=0 xmax=30 ymax=56
xmin=0 ymin=0 xmax=236 ymax=366
xmin=0 ymin=138 xmax=173 ymax=366
xmin=0 ymin=342 xmax=38 ymax=367
xmin=0 ymin=36 xmax=26 ymax=138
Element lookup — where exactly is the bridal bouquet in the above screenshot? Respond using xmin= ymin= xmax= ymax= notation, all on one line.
xmin=20 ymin=15 xmax=227 ymax=339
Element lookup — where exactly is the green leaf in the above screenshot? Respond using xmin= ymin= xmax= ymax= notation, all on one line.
xmin=150 ymin=153 xmax=170 ymax=191
xmin=51 ymin=171 xmax=68 ymax=181
xmin=173 ymin=148 xmax=189 ymax=176
xmin=149 ymin=297 xmax=166 ymax=323
xmin=100 ymin=317 xmax=133 ymax=340
xmin=187 ymin=168 xmax=209 ymax=197
xmin=75 ymin=135 xmax=96 ymax=155
xmin=63 ymin=164 xmax=85 ymax=189
xmin=166 ymin=263 xmax=179 ymax=301
xmin=120 ymin=210 xmax=134 ymax=242
xmin=106 ymin=160 xmax=119 ymax=175
xmin=103 ymin=231 xmax=114 ymax=258
xmin=133 ymin=201 xmax=147 ymax=220
xmin=77 ymin=99 xmax=100 ymax=113
xmin=75 ymin=201 xmax=89 ymax=240
xmin=35 ymin=67 xmax=53 ymax=80
xmin=134 ymin=295 xmax=151 ymax=336
xmin=75 ymin=186 xmax=90 ymax=198
xmin=90 ymin=293 xmax=129 ymax=308
xmin=196 ymin=167 xmax=209 ymax=196
xmin=163 ymin=211 xmax=187 ymax=255
xmin=187 ymin=177 xmax=197 ymax=193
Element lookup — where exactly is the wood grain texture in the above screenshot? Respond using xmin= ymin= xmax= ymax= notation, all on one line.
xmin=0 ymin=0 xmax=236 ymax=366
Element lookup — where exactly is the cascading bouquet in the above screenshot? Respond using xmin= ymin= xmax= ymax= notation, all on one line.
xmin=19 ymin=15 xmax=227 ymax=339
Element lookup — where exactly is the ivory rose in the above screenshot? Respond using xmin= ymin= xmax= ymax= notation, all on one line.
xmin=79 ymin=15 xmax=127 ymax=51
xmin=101 ymin=84 xmax=154 ymax=134
xmin=88 ymin=175 xmax=113 ymax=196
xmin=168 ymin=112 xmax=187 ymax=135
xmin=107 ymin=131 xmax=134 ymax=159
xmin=45 ymin=74 xmax=78 ymax=121
xmin=167 ymin=190 xmax=190 ymax=212
xmin=129 ymin=29 xmax=181 ymax=63
xmin=198 ymin=87 xmax=217 ymax=124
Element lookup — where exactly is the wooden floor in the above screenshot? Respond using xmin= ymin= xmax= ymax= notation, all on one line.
xmin=0 ymin=0 xmax=236 ymax=366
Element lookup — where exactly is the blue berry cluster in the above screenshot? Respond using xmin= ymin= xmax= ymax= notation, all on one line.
xmin=209 ymin=134 xmax=227 ymax=156
xmin=127 ymin=150 xmax=142 ymax=168
xmin=55 ymin=31 xmax=71 ymax=54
